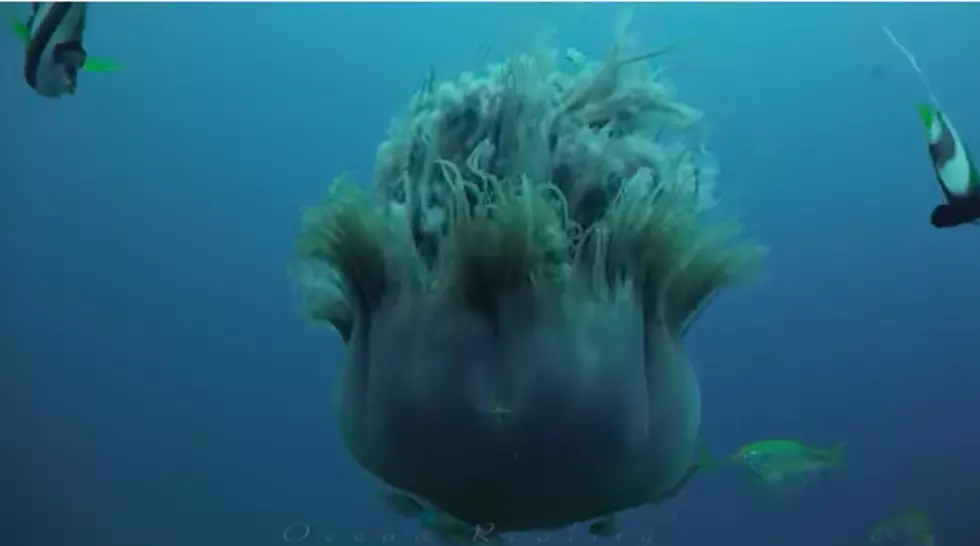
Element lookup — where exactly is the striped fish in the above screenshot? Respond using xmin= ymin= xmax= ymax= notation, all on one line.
xmin=10 ymin=2 xmax=119 ymax=98
xmin=918 ymin=103 xmax=980 ymax=228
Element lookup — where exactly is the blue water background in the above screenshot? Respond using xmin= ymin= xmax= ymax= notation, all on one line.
xmin=3 ymin=3 xmax=979 ymax=546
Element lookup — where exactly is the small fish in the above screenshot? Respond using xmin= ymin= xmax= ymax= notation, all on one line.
xmin=730 ymin=439 xmax=843 ymax=491
xmin=870 ymin=509 xmax=934 ymax=546
xmin=11 ymin=2 xmax=119 ymax=98
xmin=377 ymin=490 xmax=426 ymax=518
xmin=917 ymin=103 xmax=980 ymax=228
xmin=588 ymin=514 xmax=618 ymax=537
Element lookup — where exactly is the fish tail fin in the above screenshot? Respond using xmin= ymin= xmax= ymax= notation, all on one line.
xmin=823 ymin=443 xmax=844 ymax=466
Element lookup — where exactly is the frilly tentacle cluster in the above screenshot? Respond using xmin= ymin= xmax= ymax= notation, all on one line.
xmin=297 ymin=18 xmax=762 ymax=342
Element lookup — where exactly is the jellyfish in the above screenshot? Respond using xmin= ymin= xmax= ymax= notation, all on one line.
xmin=295 ymin=15 xmax=762 ymax=535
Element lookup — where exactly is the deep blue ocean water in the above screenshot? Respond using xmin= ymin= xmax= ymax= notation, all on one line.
xmin=4 ymin=2 xmax=979 ymax=546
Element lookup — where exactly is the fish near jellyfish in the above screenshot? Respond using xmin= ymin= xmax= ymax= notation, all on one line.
xmin=10 ymin=3 xmax=120 ymax=98
xmin=730 ymin=439 xmax=843 ymax=492
xmin=294 ymin=14 xmax=763 ymax=535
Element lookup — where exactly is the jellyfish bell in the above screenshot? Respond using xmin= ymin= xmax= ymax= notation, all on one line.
xmin=295 ymin=22 xmax=761 ymax=535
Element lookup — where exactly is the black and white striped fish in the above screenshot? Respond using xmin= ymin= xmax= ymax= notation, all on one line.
xmin=917 ymin=103 xmax=980 ymax=228
xmin=10 ymin=2 xmax=119 ymax=98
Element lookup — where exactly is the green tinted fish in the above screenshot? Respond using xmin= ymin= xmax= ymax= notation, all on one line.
xmin=870 ymin=509 xmax=934 ymax=546
xmin=730 ymin=439 xmax=842 ymax=491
